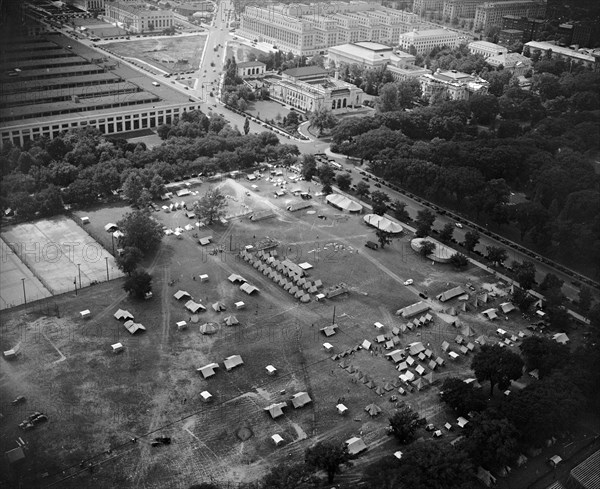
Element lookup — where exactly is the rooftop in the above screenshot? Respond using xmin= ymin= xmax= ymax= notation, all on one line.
xmin=283 ymin=65 xmax=330 ymax=78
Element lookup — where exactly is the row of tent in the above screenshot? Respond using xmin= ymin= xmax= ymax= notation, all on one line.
xmin=264 ymin=392 xmax=312 ymax=419
xmin=240 ymin=252 xmax=321 ymax=301
xmin=197 ymin=355 xmax=244 ymax=378
xmin=114 ymin=309 xmax=146 ymax=334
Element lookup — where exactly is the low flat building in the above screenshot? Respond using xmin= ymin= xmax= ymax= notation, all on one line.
xmin=398 ymin=28 xmax=464 ymax=55
xmin=268 ymin=66 xmax=363 ymax=114
xmin=237 ymin=60 xmax=266 ymax=78
xmin=468 ymin=40 xmax=508 ymax=58
xmin=420 ymin=69 xmax=489 ymax=101
xmin=524 ymin=41 xmax=598 ymax=68
xmin=486 ymin=52 xmax=532 ymax=75
xmin=387 ymin=65 xmax=432 ymax=81
xmin=328 ymin=42 xmax=398 ymax=70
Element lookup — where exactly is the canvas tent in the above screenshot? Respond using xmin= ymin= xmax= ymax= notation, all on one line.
xmin=552 ymin=333 xmax=569 ymax=344
xmin=408 ymin=342 xmax=426 ymax=356
xmin=114 ymin=309 xmax=134 ymax=321
xmin=264 ymin=402 xmax=287 ymax=419
xmin=386 ymin=349 xmax=404 ymax=363
xmin=500 ymin=302 xmax=516 ymax=314
xmin=364 ymin=403 xmax=382 ymax=417
xmin=482 ymin=308 xmax=498 ymax=320
xmin=228 ymin=274 xmax=246 ymax=284
xmin=291 ymin=392 xmax=312 ymax=408
xmin=320 ymin=325 xmax=338 ymax=337
xmin=224 ymin=355 xmax=244 ymax=371
xmin=123 ymin=320 xmax=146 ymax=334
xmin=240 ymin=283 xmax=259 ymax=295
xmin=104 ymin=223 xmax=118 ymax=232
xmin=199 ymin=323 xmax=217 ymax=335
xmin=363 ymin=214 xmax=402 ymax=234
xmin=326 ymin=193 xmax=362 ymax=213
xmin=186 ymin=300 xmax=206 ymax=313
xmin=223 ymin=315 xmax=239 ymax=326
xmin=212 ymin=301 xmax=227 ymax=312
xmin=436 ymin=286 xmax=466 ymax=302
xmin=346 ymin=437 xmax=368 ymax=455
xmin=397 ymin=301 xmax=430 ymax=318
xmin=197 ymin=363 xmax=219 ymax=378
xmin=174 ymin=290 xmax=191 ymax=300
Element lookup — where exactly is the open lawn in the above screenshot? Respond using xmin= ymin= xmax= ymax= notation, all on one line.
xmin=104 ymin=35 xmax=207 ymax=74
xmin=0 ymin=175 xmax=539 ymax=488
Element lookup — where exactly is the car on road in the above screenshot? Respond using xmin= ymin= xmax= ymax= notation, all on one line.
xmin=403 ymin=279 xmax=413 ymax=286
xmin=455 ymin=222 xmax=463 ymax=228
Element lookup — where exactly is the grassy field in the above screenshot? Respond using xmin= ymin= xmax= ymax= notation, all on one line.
xmin=104 ymin=35 xmax=207 ymax=74
xmin=0 ymin=175 xmax=538 ymax=488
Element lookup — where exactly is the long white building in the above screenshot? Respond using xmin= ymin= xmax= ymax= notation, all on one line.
xmin=104 ymin=2 xmax=174 ymax=33
xmin=239 ymin=2 xmax=423 ymax=56
xmin=420 ymin=69 xmax=488 ymax=101
xmin=468 ymin=40 xmax=507 ymax=57
xmin=268 ymin=66 xmax=364 ymax=113
xmin=398 ymin=28 xmax=465 ymax=55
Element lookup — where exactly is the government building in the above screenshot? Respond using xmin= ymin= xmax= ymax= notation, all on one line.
xmin=239 ymin=2 xmax=423 ymax=56
xmin=268 ymin=66 xmax=364 ymax=113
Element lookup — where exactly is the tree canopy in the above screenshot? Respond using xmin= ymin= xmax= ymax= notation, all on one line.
xmin=304 ymin=441 xmax=351 ymax=484
xmin=118 ymin=210 xmax=163 ymax=255
xmin=471 ymin=344 xmax=524 ymax=395
xmin=194 ymin=187 xmax=227 ymax=224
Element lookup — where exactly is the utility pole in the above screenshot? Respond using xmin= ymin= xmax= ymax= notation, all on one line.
xmin=332 ymin=305 xmax=336 ymax=325
xmin=78 ymin=263 xmax=82 ymax=288
xmin=21 ymin=278 xmax=26 ymax=304
xmin=74 ymin=277 xmax=78 ymax=296
xmin=105 ymin=257 xmax=109 ymax=281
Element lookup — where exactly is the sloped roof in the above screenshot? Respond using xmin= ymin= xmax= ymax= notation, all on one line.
xmin=114 ymin=309 xmax=134 ymax=321
xmin=437 ymin=286 xmax=466 ymax=302
xmin=364 ymin=403 xmax=382 ymax=416
xmin=363 ymin=214 xmax=403 ymax=234
xmin=569 ymin=449 xmax=600 ymax=489
xmin=174 ymin=290 xmax=191 ymax=300
xmin=240 ymin=283 xmax=259 ymax=294
xmin=326 ymin=193 xmax=362 ymax=212
xmin=123 ymin=320 xmax=146 ymax=334
xmin=346 ymin=436 xmax=368 ymax=455
xmin=264 ymin=402 xmax=286 ymax=419
xmin=291 ymin=392 xmax=312 ymax=408
xmin=224 ymin=355 xmax=244 ymax=370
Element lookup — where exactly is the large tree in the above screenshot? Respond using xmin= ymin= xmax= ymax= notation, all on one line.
xmin=519 ymin=335 xmax=569 ymax=378
xmin=389 ymin=405 xmax=421 ymax=444
xmin=487 ymin=246 xmax=508 ymax=266
xmin=260 ymin=462 xmax=311 ymax=489
xmin=415 ymin=209 xmax=436 ymax=238
xmin=393 ymin=441 xmax=477 ymax=489
xmin=463 ymin=230 xmax=481 ymax=253
xmin=304 ymin=441 xmax=351 ymax=484
xmin=440 ymin=377 xmax=486 ymax=417
xmin=123 ymin=269 xmax=152 ymax=299
xmin=309 ymin=106 xmax=337 ymax=136
xmin=464 ymin=413 xmax=519 ymax=471
xmin=511 ymin=260 xmax=536 ymax=290
xmin=115 ymin=246 xmax=144 ymax=276
xmin=392 ymin=199 xmax=410 ymax=222
xmin=376 ymin=228 xmax=392 ymax=249
xmin=335 ymin=172 xmax=352 ymax=191
xmin=118 ymin=210 xmax=163 ymax=255
xmin=438 ymin=223 xmax=454 ymax=243
xmin=355 ymin=181 xmax=370 ymax=198
xmin=370 ymin=190 xmax=390 ymax=216
xmin=471 ymin=344 xmax=524 ymax=396
xmin=194 ymin=187 xmax=227 ymax=224
xmin=300 ymin=154 xmax=317 ymax=181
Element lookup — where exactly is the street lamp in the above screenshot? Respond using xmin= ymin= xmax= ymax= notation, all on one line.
xmin=77 ymin=263 xmax=82 ymax=289
xmin=21 ymin=278 xmax=26 ymax=304
xmin=105 ymin=257 xmax=109 ymax=281
xmin=74 ymin=277 xmax=78 ymax=296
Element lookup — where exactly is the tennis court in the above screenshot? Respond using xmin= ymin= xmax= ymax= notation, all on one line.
xmin=1 ymin=217 xmax=123 ymax=298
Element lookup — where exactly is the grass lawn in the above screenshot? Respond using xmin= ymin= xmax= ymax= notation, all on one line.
xmin=104 ymin=35 xmax=207 ymax=73
xmin=0 ymin=175 xmax=539 ymax=488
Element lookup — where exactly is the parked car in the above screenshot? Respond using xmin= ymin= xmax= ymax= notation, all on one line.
xmin=403 ymin=279 xmax=413 ymax=286
xmin=455 ymin=222 xmax=463 ymax=228
xmin=365 ymin=241 xmax=379 ymax=250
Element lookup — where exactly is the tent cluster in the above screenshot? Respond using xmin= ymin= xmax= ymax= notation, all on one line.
xmin=114 ymin=309 xmax=145 ymax=335
xmin=239 ymin=248 xmax=324 ymax=302
xmin=197 ymin=355 xmax=244 ymax=378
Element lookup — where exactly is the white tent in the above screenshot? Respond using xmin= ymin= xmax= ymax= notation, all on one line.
xmin=240 ymin=283 xmax=259 ymax=295
xmin=197 ymin=363 xmax=219 ymax=378
xmin=123 ymin=320 xmax=146 ymax=334
xmin=114 ymin=309 xmax=134 ymax=321
xmin=326 ymin=193 xmax=362 ymax=213
xmin=291 ymin=392 xmax=312 ymax=408
xmin=186 ymin=300 xmax=206 ymax=313
xmin=224 ymin=355 xmax=244 ymax=371
xmin=264 ymin=402 xmax=286 ymax=419
xmin=174 ymin=290 xmax=191 ymax=300
xmin=345 ymin=436 xmax=368 ymax=455
xmin=104 ymin=223 xmax=118 ymax=232
xmin=552 ymin=333 xmax=569 ymax=344
xmin=363 ymin=214 xmax=402 ymax=234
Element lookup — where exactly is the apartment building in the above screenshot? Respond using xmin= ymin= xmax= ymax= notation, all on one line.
xmin=239 ymin=2 xmax=422 ymax=56
xmin=66 ymin=0 xmax=105 ymax=12
xmin=104 ymin=2 xmax=173 ymax=33
xmin=473 ymin=0 xmax=546 ymax=31
xmin=442 ymin=0 xmax=485 ymax=21
xmin=398 ymin=28 xmax=464 ymax=55
xmin=501 ymin=15 xmax=546 ymax=42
